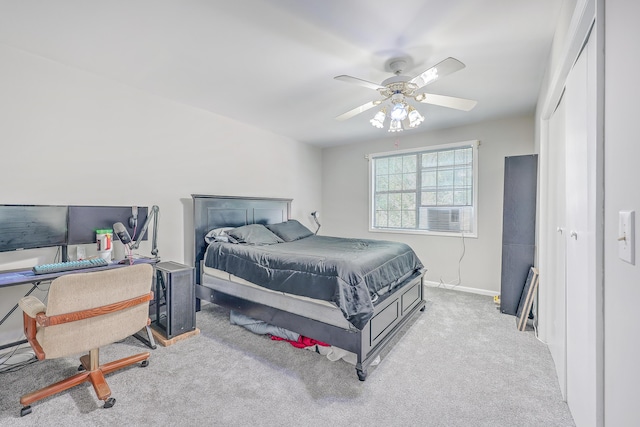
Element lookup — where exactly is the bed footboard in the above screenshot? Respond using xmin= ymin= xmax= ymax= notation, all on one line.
xmin=196 ymin=270 xmax=425 ymax=380
xmin=353 ymin=271 xmax=425 ymax=380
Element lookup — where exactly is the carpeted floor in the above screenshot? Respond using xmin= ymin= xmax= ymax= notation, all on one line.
xmin=0 ymin=286 xmax=575 ymax=426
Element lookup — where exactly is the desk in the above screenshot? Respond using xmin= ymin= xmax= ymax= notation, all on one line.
xmin=0 ymin=258 xmax=158 ymax=350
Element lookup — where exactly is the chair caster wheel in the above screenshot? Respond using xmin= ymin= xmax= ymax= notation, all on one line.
xmin=103 ymin=397 xmax=116 ymax=409
xmin=20 ymin=406 xmax=32 ymax=417
xmin=357 ymin=369 xmax=367 ymax=381
xmin=141 ymin=360 xmax=149 ymax=368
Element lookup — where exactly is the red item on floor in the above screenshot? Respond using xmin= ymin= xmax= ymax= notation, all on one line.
xmin=270 ymin=335 xmax=330 ymax=349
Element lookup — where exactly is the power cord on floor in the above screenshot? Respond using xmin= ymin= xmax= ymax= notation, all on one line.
xmin=532 ymin=297 xmax=548 ymax=344
xmin=0 ymin=345 xmax=37 ymax=373
xmin=0 ymin=269 xmax=51 ymax=372
xmin=438 ymin=231 xmax=466 ymax=289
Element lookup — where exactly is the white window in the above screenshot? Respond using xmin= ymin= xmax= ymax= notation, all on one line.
xmin=369 ymin=140 xmax=478 ymax=237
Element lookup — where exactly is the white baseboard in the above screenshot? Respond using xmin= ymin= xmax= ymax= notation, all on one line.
xmin=423 ymin=280 xmax=498 ymax=297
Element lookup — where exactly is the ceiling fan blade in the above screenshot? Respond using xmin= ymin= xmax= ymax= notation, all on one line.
xmin=334 ymin=75 xmax=385 ymax=91
xmin=410 ymin=57 xmax=466 ymax=88
xmin=415 ymin=93 xmax=477 ymax=111
xmin=335 ymin=100 xmax=382 ymax=121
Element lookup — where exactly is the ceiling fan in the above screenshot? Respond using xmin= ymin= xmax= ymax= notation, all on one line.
xmin=334 ymin=56 xmax=477 ymax=132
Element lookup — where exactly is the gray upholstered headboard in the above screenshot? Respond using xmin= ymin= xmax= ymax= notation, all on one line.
xmin=191 ymin=195 xmax=291 ymax=284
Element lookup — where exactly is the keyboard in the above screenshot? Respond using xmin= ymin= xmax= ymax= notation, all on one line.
xmin=32 ymin=258 xmax=109 ymax=275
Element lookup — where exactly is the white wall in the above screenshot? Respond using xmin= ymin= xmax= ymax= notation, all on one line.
xmin=0 ymin=44 xmax=322 ymax=345
xmin=603 ymin=1 xmax=640 ymax=425
xmin=321 ymin=114 xmax=534 ymax=294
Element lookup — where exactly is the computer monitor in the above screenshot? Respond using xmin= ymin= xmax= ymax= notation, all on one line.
xmin=67 ymin=206 xmax=148 ymax=245
xmin=0 ymin=205 xmax=68 ymax=252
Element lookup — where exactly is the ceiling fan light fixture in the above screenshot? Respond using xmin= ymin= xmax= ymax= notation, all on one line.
xmin=370 ymin=108 xmax=386 ymax=128
xmin=388 ymin=119 xmax=403 ymax=133
xmin=408 ymin=106 xmax=425 ymax=128
xmin=390 ymin=102 xmax=408 ymax=121
xmin=335 ymin=57 xmax=475 ymax=132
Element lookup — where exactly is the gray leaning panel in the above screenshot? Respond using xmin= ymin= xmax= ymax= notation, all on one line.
xmin=500 ymin=243 xmax=535 ymax=315
xmin=500 ymin=154 xmax=538 ymax=316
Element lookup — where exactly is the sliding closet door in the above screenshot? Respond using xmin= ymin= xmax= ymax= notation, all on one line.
xmin=564 ymin=32 xmax=602 ymax=427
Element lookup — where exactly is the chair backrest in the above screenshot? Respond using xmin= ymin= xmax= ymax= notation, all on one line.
xmin=38 ymin=263 xmax=153 ymax=359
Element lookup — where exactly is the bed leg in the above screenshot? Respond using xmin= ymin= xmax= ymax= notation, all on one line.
xmin=356 ymin=368 xmax=367 ymax=381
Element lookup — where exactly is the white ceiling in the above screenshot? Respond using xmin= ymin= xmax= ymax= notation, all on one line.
xmin=0 ymin=1 xmax=564 ymax=147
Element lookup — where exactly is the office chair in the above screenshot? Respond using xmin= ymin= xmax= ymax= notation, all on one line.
xmin=18 ymin=263 xmax=154 ymax=416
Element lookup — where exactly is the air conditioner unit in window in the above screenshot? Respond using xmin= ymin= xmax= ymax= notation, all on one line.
xmin=426 ymin=208 xmax=461 ymax=232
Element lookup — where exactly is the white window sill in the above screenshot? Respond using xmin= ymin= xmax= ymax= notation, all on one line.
xmin=369 ymin=227 xmax=478 ymax=239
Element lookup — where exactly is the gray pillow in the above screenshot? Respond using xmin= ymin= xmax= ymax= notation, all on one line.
xmin=204 ymin=227 xmax=235 ymax=244
xmin=265 ymin=220 xmax=313 ymax=242
xmin=226 ymin=224 xmax=284 ymax=245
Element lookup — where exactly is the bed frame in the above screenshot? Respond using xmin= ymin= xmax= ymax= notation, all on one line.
xmin=192 ymin=194 xmax=426 ymax=380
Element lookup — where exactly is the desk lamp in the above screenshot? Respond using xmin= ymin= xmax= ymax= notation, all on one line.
xmin=311 ymin=211 xmax=321 ymax=235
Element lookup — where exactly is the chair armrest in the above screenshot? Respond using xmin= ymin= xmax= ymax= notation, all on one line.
xmin=20 ymin=297 xmax=47 ymax=360
xmin=19 ymin=296 xmax=46 ymax=318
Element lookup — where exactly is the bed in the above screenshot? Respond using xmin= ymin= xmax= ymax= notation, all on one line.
xmin=192 ymin=194 xmax=426 ymax=380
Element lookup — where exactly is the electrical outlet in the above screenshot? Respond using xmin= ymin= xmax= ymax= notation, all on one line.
xmin=618 ymin=211 xmax=635 ymax=264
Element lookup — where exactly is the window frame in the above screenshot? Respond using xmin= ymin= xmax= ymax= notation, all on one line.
xmin=368 ymin=140 xmax=479 ymax=238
